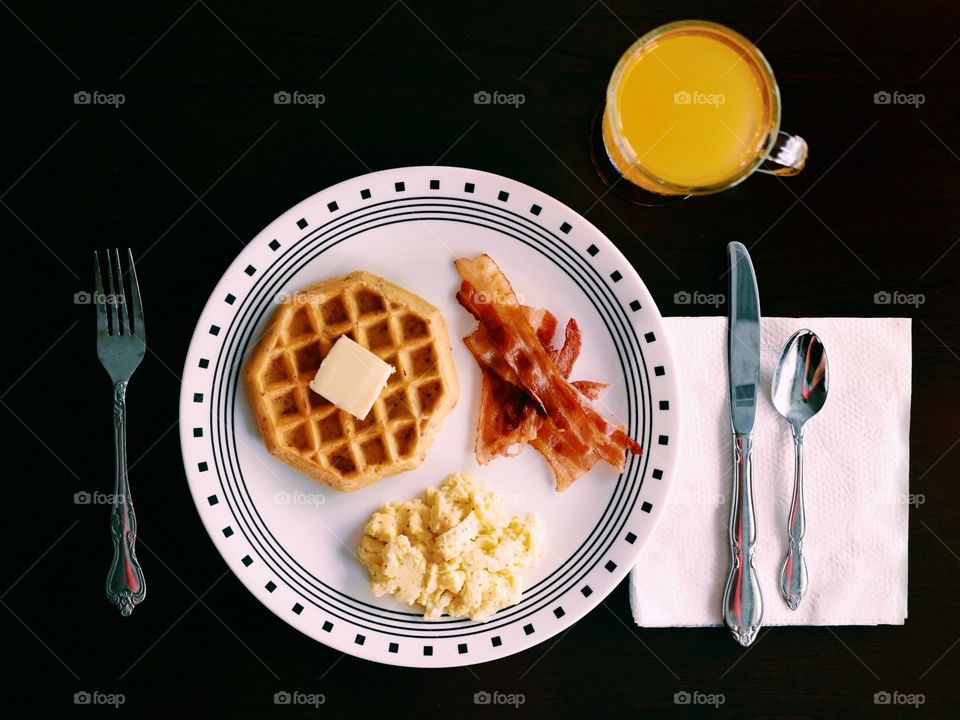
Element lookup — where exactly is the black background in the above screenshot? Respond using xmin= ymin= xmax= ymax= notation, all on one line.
xmin=2 ymin=1 xmax=958 ymax=717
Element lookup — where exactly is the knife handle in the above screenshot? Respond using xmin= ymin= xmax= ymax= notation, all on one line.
xmin=722 ymin=432 xmax=763 ymax=646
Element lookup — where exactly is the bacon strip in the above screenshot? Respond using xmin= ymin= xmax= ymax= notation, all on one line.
xmin=466 ymin=307 xmax=610 ymax=468
xmin=468 ymin=307 xmax=557 ymax=463
xmin=467 ymin=315 xmax=606 ymax=400
xmin=475 ymin=369 xmax=540 ymax=463
xmin=571 ymin=380 xmax=607 ymax=400
xmin=458 ymin=266 xmax=625 ymax=467
xmin=455 ymin=254 xmax=641 ymax=488
xmin=551 ymin=318 xmax=582 ymax=378
xmin=531 ymin=421 xmax=601 ymax=491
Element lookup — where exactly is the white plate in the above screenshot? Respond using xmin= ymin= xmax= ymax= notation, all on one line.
xmin=179 ymin=167 xmax=680 ymax=667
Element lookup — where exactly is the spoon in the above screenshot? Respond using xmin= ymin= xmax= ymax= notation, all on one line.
xmin=771 ymin=330 xmax=829 ymax=610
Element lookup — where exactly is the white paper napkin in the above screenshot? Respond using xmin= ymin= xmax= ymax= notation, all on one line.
xmin=630 ymin=317 xmax=911 ymax=627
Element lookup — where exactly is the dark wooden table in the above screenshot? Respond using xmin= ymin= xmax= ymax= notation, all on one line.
xmin=2 ymin=1 xmax=958 ymax=716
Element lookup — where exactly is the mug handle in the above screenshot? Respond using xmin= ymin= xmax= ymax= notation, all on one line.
xmin=758 ymin=131 xmax=808 ymax=176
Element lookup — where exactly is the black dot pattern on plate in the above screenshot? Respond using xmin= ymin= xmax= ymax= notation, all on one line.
xmin=265 ymin=581 xmax=276 ymax=592
xmin=654 ymin=365 xmax=665 ymax=376
xmin=193 ymin=427 xmax=203 ymax=437
xmin=560 ymin=222 xmax=572 ymax=234
xmin=244 ymin=265 xmax=256 ymax=276
xmin=322 ymin=621 xmax=333 ymax=632
xmin=198 ymin=462 xmax=208 ymax=472
xmin=198 ymin=359 xmax=209 ymax=369
xmin=610 ymin=271 xmax=622 ymax=283
xmin=498 ymin=190 xmax=509 ymax=202
xmin=430 ymin=179 xmax=440 ymax=189
xmin=395 ymin=181 xmax=405 ymax=192
xmin=268 ymin=239 xmax=280 ymax=251
xmin=225 ymin=293 xmax=236 ymax=305
xmin=625 ymin=531 xmax=637 ymax=544
xmin=200 ymin=186 xmax=659 ymax=637
xmin=523 ymin=623 xmax=534 ymax=635
xmin=605 ymin=560 xmax=617 ymax=572
xmin=209 ymin=325 xmax=220 ymax=336
xmin=360 ymin=188 xmax=371 ymax=199
xmin=388 ymin=642 xmax=399 ymax=654
xmin=644 ymin=331 xmax=656 ymax=342
xmin=641 ymin=502 xmax=653 ymax=513
xmin=222 ymin=526 xmax=233 ymax=538
xmin=327 ymin=201 xmax=338 ymax=212
xmin=658 ymin=435 xmax=669 ymax=445
xmin=241 ymin=555 xmax=253 ymax=567
xmin=207 ymin=494 xmax=218 ymax=506
xmin=293 ymin=603 xmax=304 ymax=615
xmin=458 ymin=643 xmax=468 ymax=654
xmin=659 ymin=400 xmax=669 ymax=410
xmin=356 ymin=634 xmax=366 ymax=645
xmin=630 ymin=300 xmax=642 ymax=312
xmin=652 ymin=469 xmax=664 ymax=480
xmin=423 ymin=646 xmax=433 ymax=656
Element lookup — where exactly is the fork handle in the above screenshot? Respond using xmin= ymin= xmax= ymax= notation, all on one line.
xmin=106 ymin=380 xmax=146 ymax=615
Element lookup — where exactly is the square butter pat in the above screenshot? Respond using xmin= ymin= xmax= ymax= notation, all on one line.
xmin=309 ymin=335 xmax=394 ymax=420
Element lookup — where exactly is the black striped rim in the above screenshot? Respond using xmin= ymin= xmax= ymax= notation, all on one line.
xmin=210 ymin=201 xmax=648 ymax=635
xmin=188 ymin=179 xmax=670 ymax=643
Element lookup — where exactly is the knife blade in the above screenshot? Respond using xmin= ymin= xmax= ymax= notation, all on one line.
xmin=728 ymin=242 xmax=761 ymax=435
xmin=722 ymin=241 xmax=764 ymax=646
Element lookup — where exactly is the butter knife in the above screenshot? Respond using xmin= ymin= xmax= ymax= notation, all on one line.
xmin=722 ymin=241 xmax=763 ymax=646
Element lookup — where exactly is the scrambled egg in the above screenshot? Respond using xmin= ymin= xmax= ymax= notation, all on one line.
xmin=357 ymin=473 xmax=545 ymax=622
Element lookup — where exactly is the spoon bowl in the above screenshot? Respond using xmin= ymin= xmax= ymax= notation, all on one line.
xmin=772 ymin=330 xmax=829 ymax=432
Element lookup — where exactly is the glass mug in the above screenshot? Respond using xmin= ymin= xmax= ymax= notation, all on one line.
xmin=599 ymin=20 xmax=807 ymax=198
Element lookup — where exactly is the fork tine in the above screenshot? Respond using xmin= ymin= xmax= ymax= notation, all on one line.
xmin=104 ymin=249 xmax=117 ymax=336
xmin=113 ymin=248 xmax=128 ymax=336
xmin=94 ymin=251 xmax=108 ymax=337
xmin=105 ymin=249 xmax=124 ymax=335
xmin=126 ymin=249 xmax=144 ymax=338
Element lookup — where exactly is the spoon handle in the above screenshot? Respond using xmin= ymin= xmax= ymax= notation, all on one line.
xmin=779 ymin=428 xmax=808 ymax=610
xmin=722 ymin=432 xmax=763 ymax=646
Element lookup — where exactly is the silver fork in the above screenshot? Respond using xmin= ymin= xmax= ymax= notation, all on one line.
xmin=94 ymin=249 xmax=147 ymax=616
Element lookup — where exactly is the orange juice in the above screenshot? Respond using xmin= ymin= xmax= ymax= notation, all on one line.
xmin=602 ymin=21 xmax=779 ymax=195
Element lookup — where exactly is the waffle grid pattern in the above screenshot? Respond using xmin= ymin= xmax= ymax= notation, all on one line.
xmin=254 ymin=279 xmax=450 ymax=480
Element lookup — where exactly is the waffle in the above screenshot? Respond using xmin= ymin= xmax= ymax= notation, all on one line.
xmin=244 ymin=271 xmax=459 ymax=492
